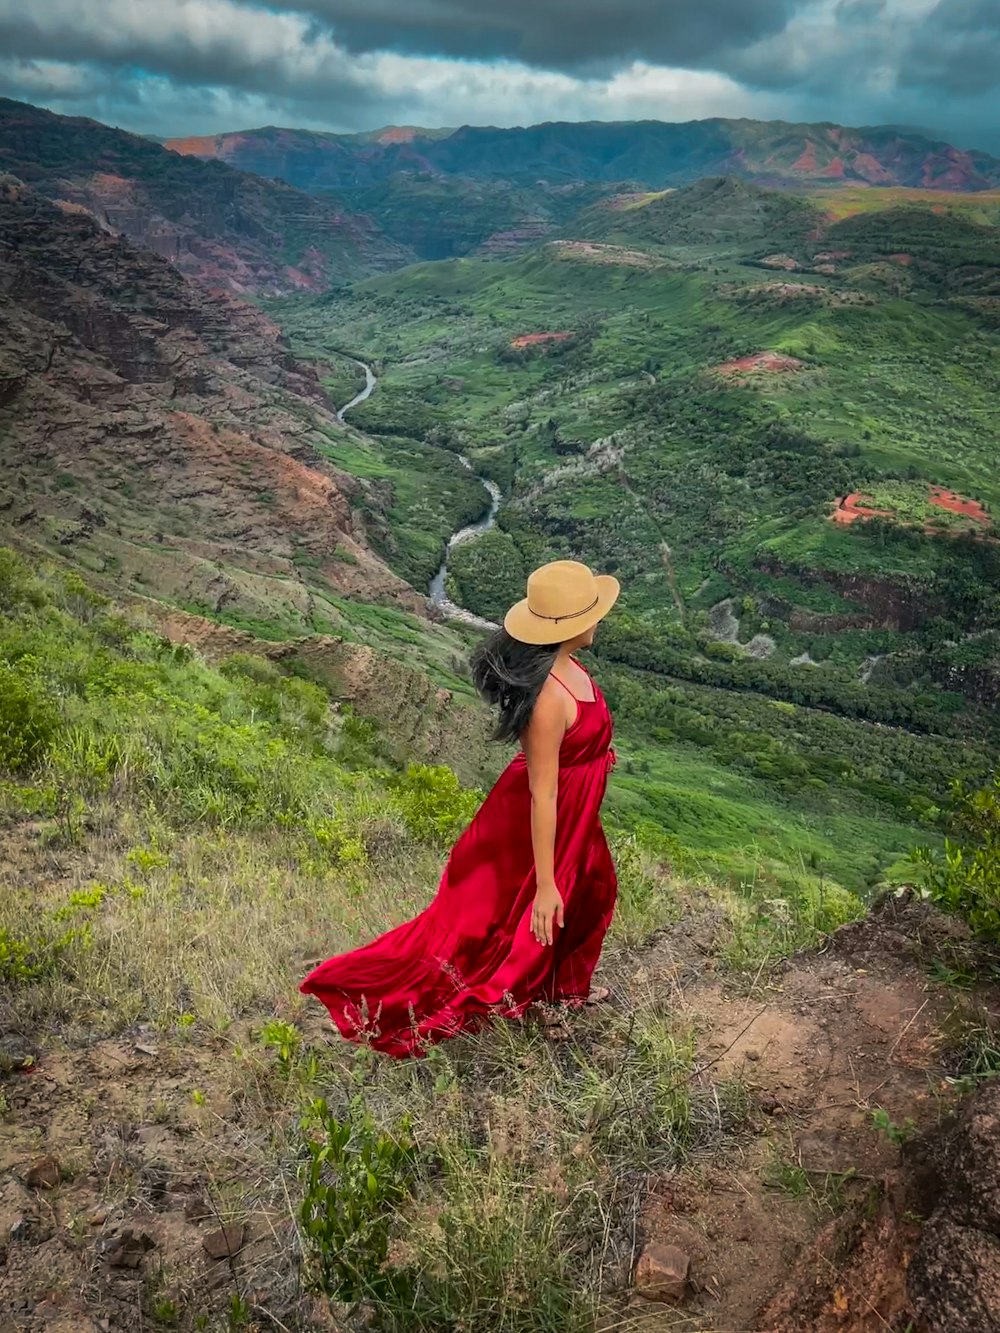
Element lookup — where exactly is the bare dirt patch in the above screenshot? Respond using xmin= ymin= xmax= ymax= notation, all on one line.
xmin=510 ymin=331 xmax=575 ymax=349
xmin=713 ymin=351 xmax=806 ymax=378
xmin=617 ymin=889 xmax=987 ymax=1331
xmin=549 ymin=240 xmax=664 ymax=268
xmin=928 ymin=486 xmax=990 ymax=525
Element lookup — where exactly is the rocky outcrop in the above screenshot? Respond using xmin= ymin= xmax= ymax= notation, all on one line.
xmin=754 ymin=557 xmax=945 ymax=632
xmin=0 ymin=178 xmax=422 ymax=624
xmin=907 ymin=1080 xmax=1000 ymax=1332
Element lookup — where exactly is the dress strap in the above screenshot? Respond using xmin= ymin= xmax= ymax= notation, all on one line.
xmin=548 ymin=672 xmax=578 ymax=700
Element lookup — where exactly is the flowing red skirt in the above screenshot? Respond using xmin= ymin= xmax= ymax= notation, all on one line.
xmin=300 ymin=683 xmax=618 ymax=1058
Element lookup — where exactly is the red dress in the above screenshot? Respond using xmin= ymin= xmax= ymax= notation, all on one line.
xmin=300 ymin=667 xmax=618 ymax=1058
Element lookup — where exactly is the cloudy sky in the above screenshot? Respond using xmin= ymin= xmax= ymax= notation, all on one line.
xmin=0 ymin=0 xmax=998 ymax=150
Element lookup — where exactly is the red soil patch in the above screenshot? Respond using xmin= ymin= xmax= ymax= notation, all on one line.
xmin=832 ymin=492 xmax=895 ymax=525
xmin=164 ymin=136 xmax=216 ymax=157
xmin=510 ymin=331 xmax=575 ymax=349
xmin=792 ymin=140 xmax=818 ymax=173
xmin=929 ymin=486 xmax=990 ymax=524
xmin=887 ymin=252 xmax=914 ymax=265
xmin=819 ymin=155 xmax=846 ymax=179
xmin=714 ymin=351 xmax=806 ymax=376
xmin=833 ymin=486 xmax=991 ymax=532
xmin=852 ymin=152 xmax=895 ymax=185
xmin=376 ymin=127 xmax=423 ymax=144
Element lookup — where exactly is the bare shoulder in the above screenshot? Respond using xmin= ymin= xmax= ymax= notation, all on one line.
xmin=527 ymin=678 xmax=574 ymax=740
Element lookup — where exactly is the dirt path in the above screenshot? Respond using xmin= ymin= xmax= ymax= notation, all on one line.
xmin=611 ymin=892 xmax=995 ymax=1331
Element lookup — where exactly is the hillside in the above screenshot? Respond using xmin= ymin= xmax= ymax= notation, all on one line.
xmin=165 ymin=116 xmax=1000 ymax=193
xmin=578 ymin=177 xmax=826 ymax=254
xmin=0 ymin=99 xmax=412 ymax=295
xmin=351 ymin=174 xmax=611 ymax=260
xmin=2 ymin=551 xmax=999 ymax=1332
xmin=0 ymin=177 xmax=428 ymax=634
xmin=579 ymin=178 xmax=1000 ymax=291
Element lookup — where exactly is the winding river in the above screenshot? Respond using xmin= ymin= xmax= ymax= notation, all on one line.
xmin=337 ymin=357 xmax=499 ymax=628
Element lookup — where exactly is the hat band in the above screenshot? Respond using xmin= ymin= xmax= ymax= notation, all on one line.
xmin=529 ymin=594 xmax=599 ymax=625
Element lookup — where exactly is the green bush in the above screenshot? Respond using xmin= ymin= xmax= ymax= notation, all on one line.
xmin=913 ymin=774 xmax=1000 ymax=941
xmin=0 ymin=663 xmax=60 ymax=772
xmin=298 ymin=1097 xmax=415 ymax=1304
xmin=0 ymin=924 xmax=77 ymax=984
xmin=388 ymin=764 xmax=482 ymax=845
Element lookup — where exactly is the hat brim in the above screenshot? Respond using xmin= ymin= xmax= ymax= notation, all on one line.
xmin=503 ymin=574 xmax=620 ymax=645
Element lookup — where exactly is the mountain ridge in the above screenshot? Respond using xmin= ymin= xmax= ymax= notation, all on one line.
xmin=0 ymin=98 xmax=412 ymax=295
xmin=164 ymin=115 xmax=1000 ymax=194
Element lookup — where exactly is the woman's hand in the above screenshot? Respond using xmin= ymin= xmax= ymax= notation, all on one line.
xmin=532 ymin=880 xmax=565 ymax=947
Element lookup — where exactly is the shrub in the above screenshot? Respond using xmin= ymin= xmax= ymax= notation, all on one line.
xmin=0 ymin=924 xmax=77 ymax=984
xmin=298 ymin=1097 xmax=415 ymax=1304
xmin=388 ymin=764 xmax=481 ymax=845
xmin=913 ymin=774 xmax=1000 ymax=942
xmin=0 ymin=664 xmax=60 ymax=772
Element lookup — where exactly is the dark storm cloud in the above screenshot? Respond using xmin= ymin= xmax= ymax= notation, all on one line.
xmin=902 ymin=0 xmax=1000 ymax=96
xmin=281 ymin=0 xmax=802 ymax=73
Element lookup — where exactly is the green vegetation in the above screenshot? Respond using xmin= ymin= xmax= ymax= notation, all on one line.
xmin=914 ymin=773 xmax=1000 ymax=943
xmin=268 ymin=187 xmax=1000 ymax=907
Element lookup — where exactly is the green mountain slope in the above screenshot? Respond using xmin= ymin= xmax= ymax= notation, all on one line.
xmin=578 ymin=177 xmax=826 ymax=254
xmin=0 ymin=98 xmax=412 ymax=294
xmin=352 ymin=173 xmax=612 ymax=260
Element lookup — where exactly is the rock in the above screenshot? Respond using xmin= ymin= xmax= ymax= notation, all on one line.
xmin=100 ymin=1227 xmax=157 ymax=1268
xmin=909 ymin=1217 xmax=1000 ymax=1333
xmin=88 ymin=1208 xmax=109 ymax=1226
xmin=906 ymin=1080 xmax=1000 ymax=1330
xmin=633 ymin=1243 xmax=690 ymax=1304
xmin=184 ymin=1194 xmax=213 ymax=1222
xmin=202 ymin=1222 xmax=246 ymax=1261
xmin=25 ymin=1155 xmax=61 ymax=1190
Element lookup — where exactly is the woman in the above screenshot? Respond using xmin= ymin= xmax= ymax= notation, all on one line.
xmin=300 ymin=559 xmax=620 ymax=1058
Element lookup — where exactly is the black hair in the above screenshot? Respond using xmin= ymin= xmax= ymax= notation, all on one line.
xmin=470 ymin=628 xmax=560 ymax=743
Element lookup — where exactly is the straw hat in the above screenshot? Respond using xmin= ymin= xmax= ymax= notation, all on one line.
xmin=504 ymin=560 xmax=620 ymax=645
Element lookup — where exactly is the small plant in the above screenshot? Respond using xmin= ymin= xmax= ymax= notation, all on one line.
xmin=764 ymin=1159 xmax=811 ymax=1199
xmin=871 ymin=1106 xmax=916 ymax=1145
xmin=763 ymin=1157 xmax=858 ymax=1210
xmin=257 ymin=1019 xmax=301 ymax=1076
xmin=306 ymin=816 xmax=367 ymax=867
xmin=0 ymin=924 xmax=77 ymax=984
xmin=126 ymin=842 xmax=170 ymax=872
xmin=298 ymin=1097 xmax=415 ymax=1304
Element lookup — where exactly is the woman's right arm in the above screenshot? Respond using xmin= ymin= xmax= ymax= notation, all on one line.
xmin=523 ymin=688 xmax=567 ymax=947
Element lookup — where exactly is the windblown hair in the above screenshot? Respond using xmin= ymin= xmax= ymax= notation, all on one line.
xmin=471 ymin=628 xmax=560 ymax=743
